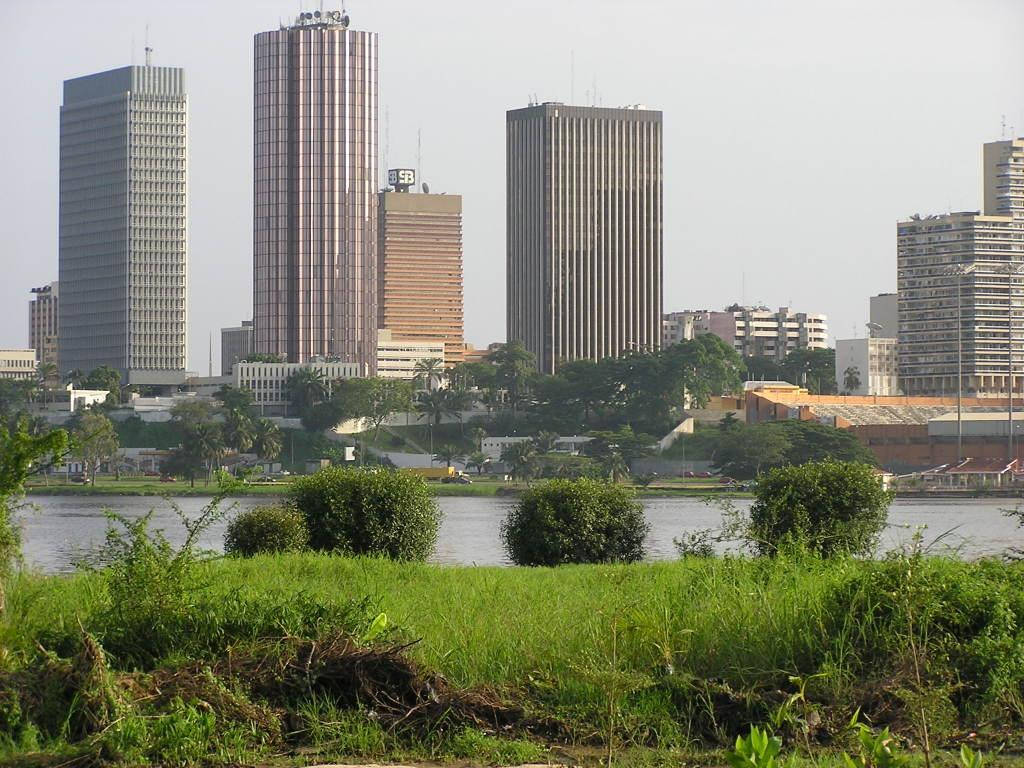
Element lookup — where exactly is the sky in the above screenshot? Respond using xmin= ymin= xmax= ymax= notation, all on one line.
xmin=1 ymin=0 xmax=1022 ymax=374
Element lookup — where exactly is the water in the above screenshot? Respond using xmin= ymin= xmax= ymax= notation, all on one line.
xmin=14 ymin=494 xmax=1024 ymax=573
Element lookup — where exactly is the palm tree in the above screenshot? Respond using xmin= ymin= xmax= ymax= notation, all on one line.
xmin=433 ymin=444 xmax=464 ymax=469
xmin=36 ymin=362 xmax=58 ymax=404
xmin=843 ymin=365 xmax=862 ymax=394
xmin=64 ymin=368 xmax=84 ymax=387
xmin=415 ymin=389 xmax=457 ymax=427
xmin=466 ymin=450 xmax=491 ymax=476
xmin=488 ymin=341 xmax=535 ymax=418
xmin=602 ymin=451 xmax=630 ymax=483
xmin=501 ymin=441 xmax=537 ymax=484
xmin=251 ymin=418 xmax=283 ymax=461
xmin=533 ymin=430 xmax=559 ymax=453
xmin=188 ymin=422 xmax=226 ymax=485
xmin=284 ymin=368 xmax=329 ymax=413
xmin=413 ymin=357 xmax=445 ymax=391
xmin=472 ymin=427 xmax=488 ymax=452
xmin=222 ymin=410 xmax=255 ymax=453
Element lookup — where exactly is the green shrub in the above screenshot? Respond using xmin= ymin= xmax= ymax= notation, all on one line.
xmin=224 ymin=505 xmax=308 ymax=557
xmin=749 ymin=460 xmax=890 ymax=557
xmin=500 ymin=478 xmax=648 ymax=566
xmin=289 ymin=467 xmax=440 ymax=560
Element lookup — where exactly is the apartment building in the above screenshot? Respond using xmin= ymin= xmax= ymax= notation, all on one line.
xmin=29 ymin=282 xmax=59 ymax=368
xmin=233 ymin=358 xmax=359 ymax=412
xmin=507 ymin=103 xmax=663 ymax=373
xmin=58 ymin=65 xmax=188 ymax=385
xmin=663 ymin=306 xmax=827 ymax=361
xmin=897 ymin=138 xmax=1024 ymax=397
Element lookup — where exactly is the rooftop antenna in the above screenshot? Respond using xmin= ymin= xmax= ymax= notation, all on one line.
xmin=416 ymin=128 xmax=422 ymax=186
xmin=1002 ymin=114 xmax=1007 ymax=139
xmin=207 ymin=333 xmax=212 ymax=377
xmin=144 ymin=24 xmax=152 ymax=66
xmin=592 ymin=74 xmax=596 ymax=106
xmin=570 ymin=50 xmax=575 ymax=104
xmin=383 ymin=105 xmax=390 ymax=187
xmin=131 ymin=32 xmax=135 ymax=65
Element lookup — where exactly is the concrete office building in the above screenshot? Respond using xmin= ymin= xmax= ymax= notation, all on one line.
xmin=662 ymin=306 xmax=827 ymax=361
xmin=836 ymin=337 xmax=900 ymax=396
xmin=29 ymin=282 xmax=59 ymax=368
xmin=897 ymin=139 xmax=1024 ymax=397
xmin=58 ymin=65 xmax=188 ymax=385
xmin=378 ymin=171 xmax=463 ymax=364
xmin=253 ymin=10 xmax=378 ymax=373
xmin=869 ymin=293 xmax=898 ymax=338
xmin=376 ymin=329 xmax=445 ymax=380
xmin=221 ymin=321 xmax=254 ymax=375
xmin=507 ymin=102 xmax=663 ymax=373
xmin=234 ymin=358 xmax=359 ymax=413
xmin=0 ymin=349 xmax=37 ymax=381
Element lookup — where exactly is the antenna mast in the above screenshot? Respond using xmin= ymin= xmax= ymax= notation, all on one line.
xmin=144 ymin=24 xmax=152 ymax=67
xmin=416 ymin=128 xmax=422 ymax=186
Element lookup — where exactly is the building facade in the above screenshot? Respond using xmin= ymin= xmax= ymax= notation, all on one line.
xmin=836 ymin=337 xmax=900 ymax=396
xmin=869 ymin=293 xmax=898 ymax=338
xmin=377 ymin=181 xmax=463 ymax=364
xmin=233 ymin=358 xmax=359 ymax=412
xmin=221 ymin=321 xmax=254 ymax=375
xmin=376 ymin=329 xmax=445 ymax=380
xmin=58 ymin=66 xmax=188 ymax=384
xmin=29 ymin=282 xmax=59 ymax=368
xmin=507 ymin=103 xmax=663 ymax=373
xmin=662 ymin=306 xmax=826 ymax=360
xmin=898 ymin=139 xmax=1024 ymax=397
xmin=253 ymin=11 xmax=378 ymax=372
xmin=0 ymin=349 xmax=37 ymax=381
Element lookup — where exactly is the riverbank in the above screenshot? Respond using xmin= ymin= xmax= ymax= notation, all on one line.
xmin=4 ymin=553 xmax=1024 ymax=767
xmin=24 ymin=477 xmax=752 ymax=498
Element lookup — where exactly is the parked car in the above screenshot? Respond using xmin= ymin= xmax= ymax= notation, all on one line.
xmin=442 ymin=474 xmax=473 ymax=484
xmin=718 ymin=476 xmax=736 ymax=485
xmin=683 ymin=471 xmax=696 ymax=478
xmin=696 ymin=471 xmax=713 ymax=478
xmin=159 ymin=475 xmax=176 ymax=483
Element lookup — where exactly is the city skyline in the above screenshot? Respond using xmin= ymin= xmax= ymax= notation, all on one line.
xmin=1 ymin=0 xmax=1022 ymax=374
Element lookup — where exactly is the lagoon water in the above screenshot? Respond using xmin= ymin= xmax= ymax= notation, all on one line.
xmin=15 ymin=494 xmax=1023 ymax=573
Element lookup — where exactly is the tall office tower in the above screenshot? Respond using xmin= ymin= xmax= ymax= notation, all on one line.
xmin=984 ymin=137 xmax=1024 ymax=219
xmin=377 ymin=169 xmax=464 ymax=365
xmin=898 ymin=139 xmax=1024 ymax=396
xmin=59 ymin=66 xmax=188 ymax=385
xmin=29 ymin=282 xmax=59 ymax=368
xmin=221 ymin=320 xmax=254 ymax=375
xmin=507 ymin=102 xmax=663 ymax=374
xmin=253 ymin=10 xmax=378 ymax=372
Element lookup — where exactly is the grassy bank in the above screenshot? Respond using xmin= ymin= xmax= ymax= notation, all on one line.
xmin=3 ymin=553 xmax=1024 ymax=766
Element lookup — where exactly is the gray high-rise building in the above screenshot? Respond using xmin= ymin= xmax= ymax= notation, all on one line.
xmin=221 ymin=321 xmax=254 ymax=376
xmin=58 ymin=65 xmax=188 ymax=385
xmin=506 ymin=102 xmax=663 ymax=374
xmin=253 ymin=10 xmax=378 ymax=373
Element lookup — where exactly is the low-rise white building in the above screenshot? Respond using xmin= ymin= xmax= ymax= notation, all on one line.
xmin=835 ymin=337 xmax=900 ymax=396
xmin=0 ymin=348 xmax=36 ymax=380
xmin=234 ymin=359 xmax=360 ymax=411
xmin=481 ymin=435 xmax=593 ymax=461
xmin=376 ymin=330 xmax=445 ymax=380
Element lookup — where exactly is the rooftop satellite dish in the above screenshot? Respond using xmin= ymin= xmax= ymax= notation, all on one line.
xmin=314 ymin=10 xmax=321 ymax=17
xmin=422 ymin=182 xmax=430 ymax=194
xmin=341 ymin=14 xmax=350 ymax=26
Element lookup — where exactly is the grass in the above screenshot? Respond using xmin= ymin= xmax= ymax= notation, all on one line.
xmin=5 ymin=551 xmax=1024 ymax=767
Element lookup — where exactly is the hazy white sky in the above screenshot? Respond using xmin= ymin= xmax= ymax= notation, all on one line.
xmin=1 ymin=0 xmax=1022 ymax=373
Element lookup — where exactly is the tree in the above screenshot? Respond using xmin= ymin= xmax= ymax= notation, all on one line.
xmin=489 ymin=341 xmax=536 ymax=417
xmin=365 ymin=379 xmax=413 ymax=441
xmin=251 ymin=418 xmax=283 ymax=461
xmin=500 ymin=478 xmax=648 ymax=566
xmin=713 ymin=424 xmax=791 ymax=480
xmin=241 ymin=353 xmax=284 ymax=363
xmin=447 ymin=361 xmax=497 ymax=393
xmin=415 ymin=389 xmax=458 ymax=427
xmin=0 ymin=422 xmax=69 ymax=612
xmin=215 ymin=385 xmax=254 ymax=416
xmin=177 ymin=422 xmax=226 ymax=486
xmin=285 ymin=368 xmax=329 ymax=413
xmin=748 ymin=460 xmax=891 ymax=557
xmin=413 ymin=357 xmax=445 ymax=391
xmin=222 ymin=410 xmax=255 ymax=453
xmin=36 ymin=362 xmax=58 ymax=403
xmin=170 ymin=400 xmax=215 ymax=431
xmin=72 ymin=410 xmax=120 ymax=485
xmin=781 ymin=348 xmax=837 ymax=395
xmin=466 ymin=451 xmax=490 ymax=476
xmin=601 ymin=451 xmax=630 ymax=483
xmin=472 ymin=427 xmax=488 ymax=452
xmin=768 ymin=420 xmax=877 ymax=466
xmin=80 ymin=365 xmax=123 ymax=404
xmin=843 ymin=366 xmax=862 ymax=394
xmin=433 ymin=444 xmax=464 ymax=468
xmin=501 ymin=440 xmax=537 ymax=483
xmin=533 ymin=430 xmax=559 ymax=453
xmin=718 ymin=411 xmax=741 ymax=432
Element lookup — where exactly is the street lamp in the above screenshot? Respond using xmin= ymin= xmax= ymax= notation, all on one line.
xmin=944 ymin=263 xmax=977 ymax=462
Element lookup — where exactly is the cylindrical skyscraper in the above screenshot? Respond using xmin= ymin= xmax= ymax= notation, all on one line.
xmin=254 ymin=10 xmax=378 ymax=372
